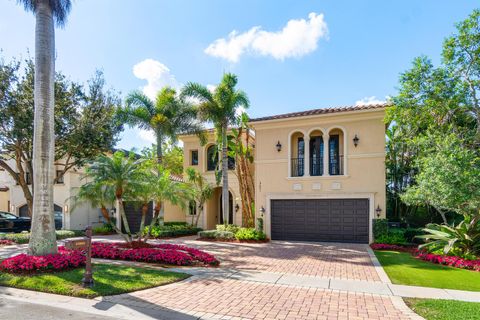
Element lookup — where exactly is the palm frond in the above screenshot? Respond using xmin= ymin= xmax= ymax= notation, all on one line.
xmin=17 ymin=0 xmax=72 ymax=27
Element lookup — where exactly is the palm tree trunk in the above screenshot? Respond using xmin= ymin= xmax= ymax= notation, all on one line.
xmin=137 ymin=203 xmax=148 ymax=240
xmin=28 ymin=0 xmax=57 ymax=256
xmin=118 ymin=198 xmax=132 ymax=242
xmin=156 ymin=132 xmax=163 ymax=164
xmin=221 ymin=124 xmax=229 ymax=225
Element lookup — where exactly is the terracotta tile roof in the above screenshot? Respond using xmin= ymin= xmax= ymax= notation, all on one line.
xmin=249 ymin=103 xmax=388 ymax=122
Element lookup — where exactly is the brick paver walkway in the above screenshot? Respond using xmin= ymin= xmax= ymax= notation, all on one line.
xmin=105 ymin=277 xmax=410 ymax=320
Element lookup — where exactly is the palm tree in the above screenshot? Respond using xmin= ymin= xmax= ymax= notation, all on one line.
xmin=181 ymin=73 xmax=249 ymax=225
xmin=74 ymin=181 xmax=115 ymax=224
xmin=185 ymin=168 xmax=213 ymax=227
xmin=143 ymin=164 xmax=192 ymax=242
xmin=85 ymin=152 xmax=144 ymax=243
xmin=18 ymin=0 xmax=72 ymax=255
xmin=121 ymin=86 xmax=205 ymax=163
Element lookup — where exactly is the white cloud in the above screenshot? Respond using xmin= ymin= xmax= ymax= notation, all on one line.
xmin=355 ymin=96 xmax=387 ymax=106
xmin=132 ymin=59 xmax=178 ymax=100
xmin=137 ymin=129 xmax=156 ymax=144
xmin=205 ymin=12 xmax=328 ymax=63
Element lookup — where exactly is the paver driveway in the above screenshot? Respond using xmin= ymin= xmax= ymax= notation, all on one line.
xmin=96 ymin=236 xmax=415 ymax=319
xmin=156 ymin=237 xmax=380 ymax=282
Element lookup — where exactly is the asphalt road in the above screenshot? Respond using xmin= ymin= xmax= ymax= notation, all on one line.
xmin=0 ymin=296 xmax=119 ymax=320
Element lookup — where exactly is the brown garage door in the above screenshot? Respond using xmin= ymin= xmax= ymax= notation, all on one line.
xmin=271 ymin=199 xmax=369 ymax=243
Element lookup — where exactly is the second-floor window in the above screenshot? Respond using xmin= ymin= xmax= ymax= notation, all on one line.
xmin=207 ymin=145 xmax=218 ymax=171
xmin=56 ymin=170 xmax=64 ymax=184
xmin=329 ymin=135 xmax=343 ymax=175
xmin=191 ymin=150 xmax=198 ymax=166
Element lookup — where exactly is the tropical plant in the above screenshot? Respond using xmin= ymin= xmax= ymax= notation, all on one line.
xmin=17 ymin=0 xmax=72 ymax=255
xmin=120 ymin=87 xmax=204 ymax=163
xmin=417 ymin=215 xmax=480 ymax=257
xmin=84 ymin=152 xmax=144 ymax=242
xmin=185 ymin=168 xmax=213 ymax=227
xmin=73 ymin=181 xmax=115 ymax=224
xmin=142 ymin=163 xmax=193 ymax=242
xmin=228 ymin=113 xmax=255 ymax=226
xmin=182 ymin=73 xmax=250 ymax=224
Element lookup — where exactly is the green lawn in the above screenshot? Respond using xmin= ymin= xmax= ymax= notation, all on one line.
xmin=374 ymin=250 xmax=480 ymax=291
xmin=404 ymin=298 xmax=480 ymax=320
xmin=0 ymin=263 xmax=189 ymax=298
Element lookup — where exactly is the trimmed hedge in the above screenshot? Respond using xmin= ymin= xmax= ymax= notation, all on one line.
xmin=144 ymin=224 xmax=202 ymax=238
xmin=198 ymin=230 xmax=235 ymax=240
xmin=0 ymin=230 xmax=82 ymax=244
xmin=235 ymin=228 xmax=266 ymax=241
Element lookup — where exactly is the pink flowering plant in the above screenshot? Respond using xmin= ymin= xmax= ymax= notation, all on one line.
xmin=0 ymin=247 xmax=86 ymax=273
xmin=0 ymin=240 xmax=14 ymax=246
xmin=91 ymin=242 xmax=219 ymax=266
xmin=414 ymin=250 xmax=480 ymax=272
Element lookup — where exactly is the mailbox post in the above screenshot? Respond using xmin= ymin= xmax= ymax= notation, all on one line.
xmin=82 ymin=226 xmax=94 ymax=288
xmin=64 ymin=225 xmax=94 ymax=288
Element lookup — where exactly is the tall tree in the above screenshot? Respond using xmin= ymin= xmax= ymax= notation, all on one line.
xmin=182 ymin=73 xmax=250 ymax=224
xmin=17 ymin=0 xmax=72 ymax=255
xmin=0 ymin=58 xmax=122 ymax=218
xmin=387 ymin=9 xmax=480 ymax=224
xmin=120 ymin=87 xmax=204 ymax=163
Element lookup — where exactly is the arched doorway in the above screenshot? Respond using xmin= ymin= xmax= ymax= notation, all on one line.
xmin=205 ymin=188 xmax=234 ymax=229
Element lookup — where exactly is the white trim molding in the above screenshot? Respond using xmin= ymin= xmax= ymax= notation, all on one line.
xmin=264 ymin=192 xmax=376 ymax=243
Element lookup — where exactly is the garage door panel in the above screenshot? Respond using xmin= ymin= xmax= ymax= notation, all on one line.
xmin=271 ymin=198 xmax=369 ymax=243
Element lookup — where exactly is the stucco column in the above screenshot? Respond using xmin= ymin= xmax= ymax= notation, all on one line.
xmin=323 ymin=134 xmax=329 ymax=176
xmin=304 ymin=136 xmax=310 ymax=176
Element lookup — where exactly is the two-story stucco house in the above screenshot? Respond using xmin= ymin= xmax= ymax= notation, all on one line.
xmin=249 ymin=103 xmax=386 ymax=244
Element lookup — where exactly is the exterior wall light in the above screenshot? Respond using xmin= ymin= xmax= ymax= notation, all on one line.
xmin=375 ymin=205 xmax=382 ymax=218
xmin=64 ymin=204 xmax=69 ymax=213
xmin=260 ymin=206 xmax=266 ymax=216
xmin=235 ymin=203 xmax=240 ymax=212
xmin=10 ymin=204 xmax=15 ymax=213
xmin=353 ymin=134 xmax=360 ymax=147
xmin=276 ymin=141 xmax=282 ymax=152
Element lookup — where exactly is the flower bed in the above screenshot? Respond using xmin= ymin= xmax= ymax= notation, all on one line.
xmin=0 ymin=240 xmax=14 ymax=246
xmin=0 ymin=247 xmax=85 ymax=273
xmin=414 ymin=251 xmax=480 ymax=272
xmin=91 ymin=242 xmax=219 ymax=266
xmin=372 ymin=243 xmax=480 ymax=272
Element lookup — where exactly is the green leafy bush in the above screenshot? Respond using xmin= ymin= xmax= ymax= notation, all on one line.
xmin=375 ymin=232 xmax=407 ymax=245
xmin=144 ymin=224 xmax=202 ymax=238
xmin=198 ymin=230 xmax=235 ymax=239
xmin=417 ymin=216 xmax=480 ymax=256
xmin=235 ymin=228 xmax=267 ymax=241
xmin=164 ymin=221 xmax=188 ymax=227
xmin=93 ymin=224 xmax=115 ymax=234
xmin=0 ymin=230 xmax=81 ymax=244
xmin=373 ymin=219 xmax=388 ymax=240
xmin=216 ymin=224 xmax=240 ymax=234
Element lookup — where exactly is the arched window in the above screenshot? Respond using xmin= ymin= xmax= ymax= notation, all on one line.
xmin=328 ymin=128 xmax=345 ymax=175
xmin=206 ymin=145 xmax=218 ymax=171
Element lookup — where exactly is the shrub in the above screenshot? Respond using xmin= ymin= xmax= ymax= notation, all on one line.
xmin=93 ymin=224 xmax=115 ymax=234
xmin=145 ymin=224 xmax=202 ymax=238
xmin=198 ymin=230 xmax=235 ymax=240
xmin=0 ymin=232 xmax=30 ymax=244
xmin=91 ymin=242 xmax=218 ymax=266
xmin=216 ymin=224 xmax=239 ymax=234
xmin=417 ymin=216 xmax=480 ymax=256
xmin=375 ymin=230 xmax=407 ymax=245
xmin=235 ymin=228 xmax=267 ymax=241
xmin=55 ymin=230 xmax=78 ymax=240
xmin=164 ymin=221 xmax=188 ymax=226
xmin=0 ymin=247 xmax=86 ymax=273
xmin=373 ymin=219 xmax=388 ymax=240
xmin=404 ymin=228 xmax=425 ymax=243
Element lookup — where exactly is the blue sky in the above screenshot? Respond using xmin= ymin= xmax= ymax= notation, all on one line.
xmin=0 ymin=0 xmax=478 ymax=150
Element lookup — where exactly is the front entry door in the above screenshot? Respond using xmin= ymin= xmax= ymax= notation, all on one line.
xmin=219 ymin=192 xmax=233 ymax=224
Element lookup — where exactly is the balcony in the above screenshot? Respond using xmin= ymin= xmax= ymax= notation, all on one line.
xmin=291 ymin=158 xmax=304 ymax=177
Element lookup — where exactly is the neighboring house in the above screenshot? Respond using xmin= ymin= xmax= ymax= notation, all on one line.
xmin=0 ymin=159 xmax=105 ymax=230
xmin=172 ymin=129 xmax=254 ymax=230
xmin=249 ymin=103 xmax=386 ymax=243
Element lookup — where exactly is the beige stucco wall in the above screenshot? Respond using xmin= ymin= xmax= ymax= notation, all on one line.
xmin=178 ymin=131 xmax=250 ymax=229
xmin=251 ymin=108 xmax=386 ymax=243
xmin=164 ymin=200 xmax=186 ymax=222
xmin=0 ymin=190 xmax=9 ymax=212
